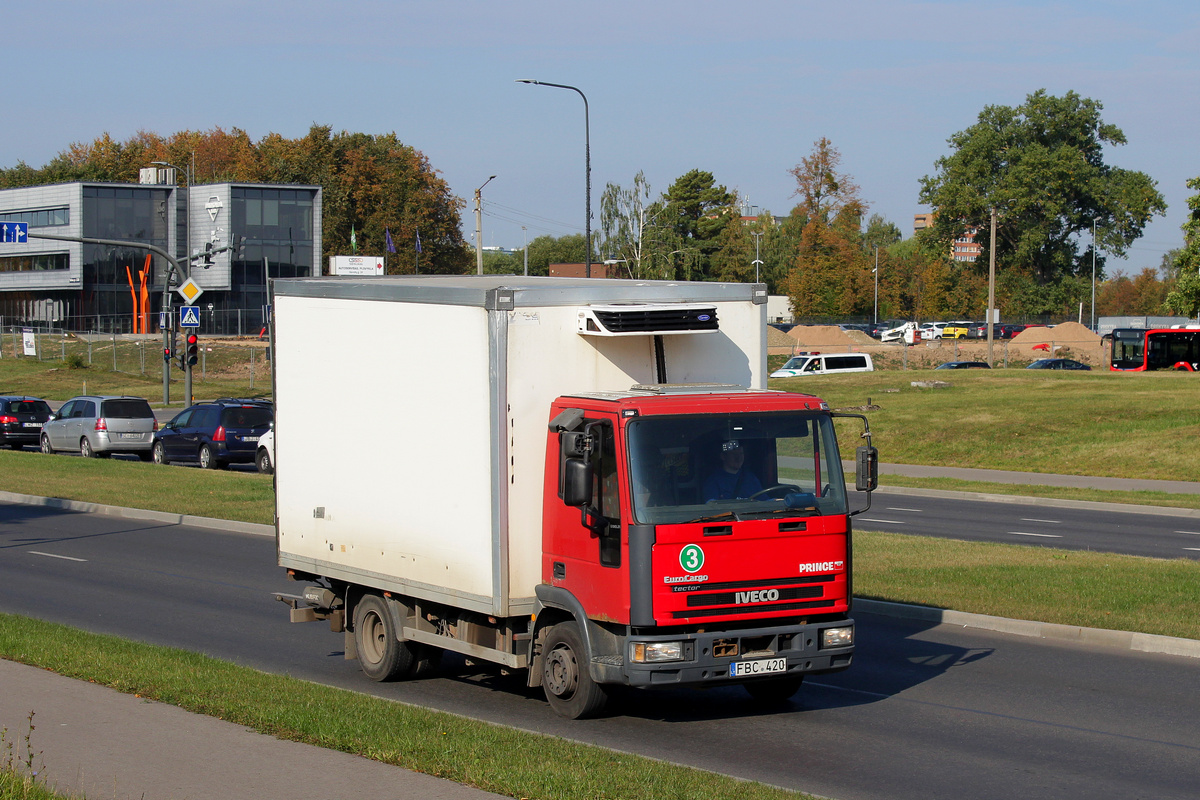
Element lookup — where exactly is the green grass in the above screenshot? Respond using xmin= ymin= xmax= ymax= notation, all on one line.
xmin=854 ymin=530 xmax=1200 ymax=640
xmin=0 ymin=449 xmax=274 ymax=526
xmin=0 ymin=614 xmax=821 ymax=800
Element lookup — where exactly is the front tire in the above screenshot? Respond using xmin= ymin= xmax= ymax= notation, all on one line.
xmin=256 ymin=447 xmax=273 ymax=475
xmin=353 ymin=594 xmax=415 ymax=681
xmin=152 ymin=441 xmax=168 ymax=465
xmin=40 ymin=434 xmax=54 ymax=455
xmin=541 ymin=622 xmax=610 ymax=719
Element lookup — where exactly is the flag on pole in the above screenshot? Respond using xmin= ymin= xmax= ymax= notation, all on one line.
xmin=350 ymin=224 xmax=357 ymax=254
xmin=385 ymin=228 xmax=396 ymax=254
xmin=415 ymin=229 xmax=422 ymax=254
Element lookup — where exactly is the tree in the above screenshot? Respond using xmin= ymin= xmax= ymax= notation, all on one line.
xmin=598 ymin=171 xmax=657 ymax=278
xmin=656 ymin=169 xmax=735 ymax=280
xmin=919 ymin=90 xmax=1167 ymax=289
xmin=1164 ymin=176 xmax=1200 ymax=317
xmin=522 ymin=234 xmax=589 ymax=276
xmin=789 ymin=137 xmax=862 ymax=224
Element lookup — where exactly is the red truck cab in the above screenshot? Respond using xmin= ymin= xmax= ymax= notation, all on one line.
xmin=535 ymin=385 xmax=874 ymax=717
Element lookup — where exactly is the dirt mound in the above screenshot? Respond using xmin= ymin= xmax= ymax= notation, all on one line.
xmin=1012 ymin=321 xmax=1099 ymax=345
xmin=767 ymin=326 xmax=795 ymax=348
xmin=787 ymin=325 xmax=858 ymax=347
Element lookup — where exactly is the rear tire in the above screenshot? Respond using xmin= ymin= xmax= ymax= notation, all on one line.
xmin=198 ymin=444 xmax=221 ymax=470
xmin=742 ymin=675 xmax=804 ymax=704
xmin=353 ymin=594 xmax=416 ymax=682
xmin=80 ymin=437 xmax=98 ymax=458
xmin=541 ymin=622 xmax=610 ymax=719
xmin=256 ymin=447 xmax=273 ymax=475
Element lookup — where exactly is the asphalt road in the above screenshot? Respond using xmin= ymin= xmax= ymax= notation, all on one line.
xmin=861 ymin=489 xmax=1200 ymax=560
xmin=2 ymin=501 xmax=1198 ymax=800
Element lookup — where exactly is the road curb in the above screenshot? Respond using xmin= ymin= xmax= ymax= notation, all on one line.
xmin=855 ymin=598 xmax=1200 ymax=660
xmin=3 ymin=490 xmax=1196 ymax=661
xmin=871 ymin=484 xmax=1200 ymax=518
xmin=0 ymin=490 xmax=274 ymax=537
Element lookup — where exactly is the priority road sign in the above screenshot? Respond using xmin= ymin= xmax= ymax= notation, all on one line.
xmin=1 ymin=222 xmax=28 ymax=243
xmin=180 ymin=305 xmax=201 ymax=328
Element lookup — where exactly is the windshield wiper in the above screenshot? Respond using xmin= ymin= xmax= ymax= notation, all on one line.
xmin=685 ymin=511 xmax=742 ymax=524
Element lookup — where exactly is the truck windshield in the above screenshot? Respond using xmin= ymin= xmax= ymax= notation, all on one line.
xmin=626 ymin=412 xmax=848 ymax=524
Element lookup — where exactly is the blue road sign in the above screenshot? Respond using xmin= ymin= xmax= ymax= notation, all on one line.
xmin=179 ymin=306 xmax=201 ymax=328
xmin=1 ymin=222 xmax=28 ymax=243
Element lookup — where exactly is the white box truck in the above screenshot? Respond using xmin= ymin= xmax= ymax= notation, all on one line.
xmin=273 ymin=275 xmax=876 ymax=718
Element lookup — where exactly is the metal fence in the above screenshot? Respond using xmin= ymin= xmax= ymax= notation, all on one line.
xmin=0 ymin=326 xmax=271 ymax=391
xmin=0 ymin=308 xmax=271 ymax=338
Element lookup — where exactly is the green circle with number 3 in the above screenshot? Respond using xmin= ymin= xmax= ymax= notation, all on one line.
xmin=679 ymin=544 xmax=705 ymax=573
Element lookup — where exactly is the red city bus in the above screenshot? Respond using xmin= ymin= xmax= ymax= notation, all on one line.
xmin=1110 ymin=328 xmax=1200 ymax=371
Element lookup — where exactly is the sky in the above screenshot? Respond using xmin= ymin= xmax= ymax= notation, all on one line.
xmin=2 ymin=1 xmax=1197 ymax=274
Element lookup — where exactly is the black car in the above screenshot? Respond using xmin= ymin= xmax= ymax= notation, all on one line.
xmin=934 ymin=361 xmax=992 ymax=370
xmin=1027 ymin=358 xmax=1091 ymax=371
xmin=152 ymin=398 xmax=273 ymax=469
xmin=0 ymin=396 xmax=53 ymax=450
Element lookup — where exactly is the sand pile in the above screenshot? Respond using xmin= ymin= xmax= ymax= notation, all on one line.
xmin=787 ymin=325 xmax=858 ymax=347
xmin=767 ymin=326 xmax=796 ymax=348
xmin=1012 ymin=321 xmax=1100 ymax=345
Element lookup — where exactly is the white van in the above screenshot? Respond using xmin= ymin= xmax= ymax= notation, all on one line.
xmin=770 ymin=352 xmax=874 ymax=377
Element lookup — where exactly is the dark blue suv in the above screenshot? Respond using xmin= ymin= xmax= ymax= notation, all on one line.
xmin=152 ymin=398 xmax=273 ymax=469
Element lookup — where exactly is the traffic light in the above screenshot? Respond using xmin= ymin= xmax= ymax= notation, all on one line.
xmin=232 ymin=235 xmax=246 ymax=258
xmin=202 ymin=242 xmax=214 ymax=267
xmin=163 ymin=346 xmax=173 ymax=362
xmin=185 ymin=333 xmax=199 ymax=366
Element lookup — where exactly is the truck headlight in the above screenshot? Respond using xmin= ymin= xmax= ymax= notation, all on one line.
xmin=631 ymin=641 xmax=684 ymax=663
xmin=821 ymin=627 xmax=854 ymax=648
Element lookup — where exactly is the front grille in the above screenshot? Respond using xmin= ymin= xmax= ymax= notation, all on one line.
xmin=686 ymin=585 xmax=824 ymax=608
xmin=672 ymin=599 xmax=835 ymax=619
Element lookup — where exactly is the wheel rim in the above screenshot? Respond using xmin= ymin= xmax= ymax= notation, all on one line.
xmin=360 ymin=609 xmax=387 ymax=666
xmin=41 ymin=435 xmax=51 ymax=454
xmin=153 ymin=443 xmax=165 ymax=464
xmin=544 ymin=643 xmax=579 ymax=698
xmin=200 ymin=447 xmax=211 ymax=468
xmin=81 ymin=439 xmax=92 ymax=457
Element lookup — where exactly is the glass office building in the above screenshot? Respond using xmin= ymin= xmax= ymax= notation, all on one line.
xmin=0 ymin=180 xmax=321 ymax=333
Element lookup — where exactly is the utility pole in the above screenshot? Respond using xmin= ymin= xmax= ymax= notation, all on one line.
xmin=474 ymin=175 xmax=496 ymax=275
xmin=751 ymin=231 xmax=763 ymax=284
xmin=987 ymin=208 xmax=998 ymax=366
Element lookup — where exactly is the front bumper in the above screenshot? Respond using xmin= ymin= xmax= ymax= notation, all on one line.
xmin=608 ymin=619 xmax=854 ymax=688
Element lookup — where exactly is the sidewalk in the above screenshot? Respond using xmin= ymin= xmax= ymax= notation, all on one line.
xmin=0 ymin=659 xmax=508 ymax=800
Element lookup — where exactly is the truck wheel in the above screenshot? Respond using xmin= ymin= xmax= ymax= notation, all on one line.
xmin=542 ymin=622 xmax=610 ymax=719
xmin=353 ymin=594 xmax=415 ymax=681
xmin=742 ymin=675 xmax=804 ymax=704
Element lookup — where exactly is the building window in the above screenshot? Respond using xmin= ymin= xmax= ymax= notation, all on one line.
xmin=0 ymin=207 xmax=69 ymax=227
xmin=0 ymin=252 xmax=70 ymax=272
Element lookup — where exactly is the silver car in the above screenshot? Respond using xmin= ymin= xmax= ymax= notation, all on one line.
xmin=41 ymin=395 xmax=158 ymax=460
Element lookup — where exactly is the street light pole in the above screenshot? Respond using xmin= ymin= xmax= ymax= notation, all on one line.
xmin=516 ymin=79 xmax=591 ymax=277
xmin=751 ymin=231 xmax=763 ymax=283
xmin=474 ymin=175 xmax=496 ymax=275
xmin=873 ymin=246 xmax=879 ymax=326
xmin=153 ymin=160 xmax=189 ymax=404
xmin=987 ymin=208 xmax=998 ymax=366
xmin=1091 ymin=217 xmax=1097 ymax=331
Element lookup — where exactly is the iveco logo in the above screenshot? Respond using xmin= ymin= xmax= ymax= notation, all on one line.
xmin=697 ymin=314 xmax=711 ymax=321
xmin=735 ymin=589 xmax=780 ymax=604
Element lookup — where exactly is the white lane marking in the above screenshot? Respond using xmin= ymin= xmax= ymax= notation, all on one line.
xmin=1020 ymin=518 xmax=1062 ymax=524
xmin=885 ymin=507 xmax=923 ymax=513
xmin=860 ymin=518 xmax=907 ymax=525
xmin=29 ymin=551 xmax=88 ymax=562
xmin=1185 ymin=548 xmax=1200 ymax=552
xmin=1175 ymin=531 xmax=1200 ymax=536
xmin=1008 ymin=532 xmax=1063 ymax=539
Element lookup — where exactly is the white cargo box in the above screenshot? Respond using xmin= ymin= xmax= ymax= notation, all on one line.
xmin=271 ymin=276 xmax=767 ymax=617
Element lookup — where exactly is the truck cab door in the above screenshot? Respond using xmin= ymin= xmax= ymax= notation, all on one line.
xmin=546 ymin=416 xmax=629 ymax=623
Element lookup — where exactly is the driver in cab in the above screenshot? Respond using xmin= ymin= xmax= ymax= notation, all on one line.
xmin=703 ymin=439 xmax=762 ymax=501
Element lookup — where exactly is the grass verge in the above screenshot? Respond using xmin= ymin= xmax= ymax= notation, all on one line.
xmin=0 ymin=449 xmax=273 ymax=526
xmin=0 ymin=614 xmax=818 ymax=800
xmin=854 ymin=530 xmax=1200 ymax=640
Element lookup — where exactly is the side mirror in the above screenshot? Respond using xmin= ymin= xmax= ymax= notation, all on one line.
xmin=561 ymin=457 xmax=593 ymax=507
xmin=855 ymin=446 xmax=878 ymax=492
xmin=47 ymin=414 xmax=57 ymax=422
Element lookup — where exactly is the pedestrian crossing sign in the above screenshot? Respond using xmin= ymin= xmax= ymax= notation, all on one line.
xmin=180 ymin=306 xmax=201 ymax=328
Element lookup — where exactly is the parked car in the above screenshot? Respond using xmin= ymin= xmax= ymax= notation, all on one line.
xmin=152 ymin=398 xmax=273 ymax=469
xmin=40 ymin=395 xmax=157 ymax=459
xmin=919 ymin=322 xmax=947 ymax=340
xmin=942 ymin=321 xmax=975 ymax=339
xmin=256 ymin=427 xmax=274 ymax=475
xmin=1026 ymin=358 xmax=1091 ymax=371
xmin=0 ymin=396 xmax=53 ymax=450
xmin=970 ymin=323 xmax=1025 ymax=340
xmin=934 ymin=361 xmax=991 ymax=370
